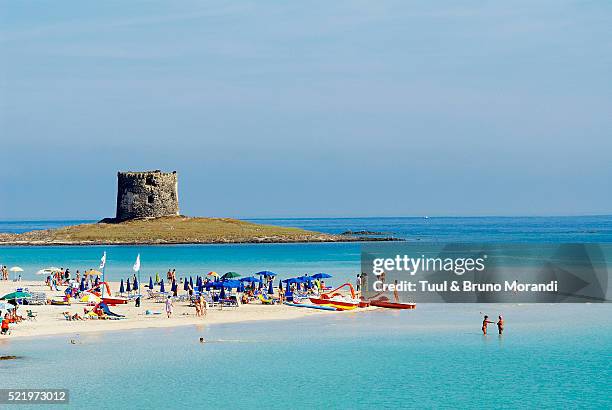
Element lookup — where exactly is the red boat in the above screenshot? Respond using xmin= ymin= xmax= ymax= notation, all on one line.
xmin=369 ymin=300 xmax=416 ymax=309
xmin=309 ymin=283 xmax=360 ymax=311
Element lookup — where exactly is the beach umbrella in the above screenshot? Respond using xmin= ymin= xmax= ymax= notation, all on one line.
xmin=119 ymin=279 xmax=125 ymax=294
xmin=198 ymin=282 xmax=204 ymax=293
xmin=133 ymin=276 xmax=139 ymax=291
xmin=268 ymin=280 xmax=274 ymax=295
xmin=222 ymin=272 xmax=241 ymax=279
xmin=183 ymin=278 xmax=189 ymax=291
xmin=85 ymin=269 xmax=102 ymax=277
xmin=155 ymin=273 xmax=161 ymax=284
xmin=159 ymin=279 xmax=165 ymax=293
xmin=240 ymin=276 xmax=262 ymax=283
xmin=126 ymin=278 xmax=132 ymax=292
xmin=189 ymin=276 xmax=194 ymax=289
xmin=9 ymin=266 xmax=23 ymax=280
xmin=196 ymin=276 xmax=202 ymax=287
xmin=205 ymin=281 xmax=211 ymax=291
xmin=207 ymin=271 xmax=219 ymax=278
xmin=256 ymin=271 xmax=277 ymax=277
xmin=219 ymin=286 xmax=226 ymax=299
xmin=80 ymin=278 xmax=86 ymax=291
xmin=312 ymin=273 xmax=332 ymax=279
xmin=171 ymin=280 xmax=177 ymax=293
xmin=36 ymin=267 xmax=59 ymax=276
xmin=149 ymin=276 xmax=154 ymax=289
xmin=1 ymin=291 xmax=31 ymax=300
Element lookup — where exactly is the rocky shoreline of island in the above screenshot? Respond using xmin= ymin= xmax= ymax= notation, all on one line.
xmin=0 ymin=216 xmax=401 ymax=246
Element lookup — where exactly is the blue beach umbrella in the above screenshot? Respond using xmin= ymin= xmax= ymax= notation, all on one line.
xmin=126 ymin=278 xmax=132 ymax=292
xmin=198 ymin=282 xmax=204 ymax=293
xmin=160 ymin=279 xmax=165 ymax=293
xmin=119 ymin=279 xmax=125 ymax=294
xmin=268 ymin=280 xmax=274 ymax=295
xmin=183 ymin=278 xmax=189 ymax=291
xmin=80 ymin=278 xmax=85 ymax=292
xmin=256 ymin=271 xmax=277 ymax=278
xmin=171 ymin=280 xmax=177 ymax=293
xmin=219 ymin=286 xmax=226 ymax=299
xmin=312 ymin=273 xmax=332 ymax=279
xmin=205 ymin=281 xmax=211 ymax=291
xmin=196 ymin=276 xmax=202 ymax=287
xmin=148 ymin=276 xmax=153 ymax=289
xmin=240 ymin=276 xmax=262 ymax=284
xmin=189 ymin=277 xmax=194 ymax=289
xmin=133 ymin=277 xmax=139 ymax=291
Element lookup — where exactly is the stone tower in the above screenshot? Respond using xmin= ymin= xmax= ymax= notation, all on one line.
xmin=115 ymin=170 xmax=179 ymax=221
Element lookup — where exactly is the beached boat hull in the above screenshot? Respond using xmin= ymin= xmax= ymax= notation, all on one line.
xmin=284 ymin=302 xmax=338 ymax=311
xmin=101 ymin=297 xmax=128 ymax=306
xmin=369 ymin=300 xmax=416 ymax=309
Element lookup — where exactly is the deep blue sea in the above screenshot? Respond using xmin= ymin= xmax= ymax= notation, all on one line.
xmin=1 ymin=217 xmax=611 ymax=409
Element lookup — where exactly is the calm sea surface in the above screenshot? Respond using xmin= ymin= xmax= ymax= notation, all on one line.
xmin=0 ymin=217 xmax=611 ymax=409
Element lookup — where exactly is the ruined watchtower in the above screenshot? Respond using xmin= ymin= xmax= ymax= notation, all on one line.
xmin=115 ymin=170 xmax=179 ymax=221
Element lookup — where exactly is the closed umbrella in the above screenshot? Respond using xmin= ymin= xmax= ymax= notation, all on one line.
xmin=126 ymin=278 xmax=132 ymax=293
xmin=219 ymin=286 xmax=226 ymax=300
xmin=189 ymin=277 xmax=194 ymax=289
xmin=80 ymin=278 xmax=86 ymax=291
xmin=149 ymin=276 xmax=154 ymax=289
xmin=159 ymin=279 xmax=165 ymax=293
xmin=196 ymin=276 xmax=202 ymax=287
xmin=279 ymin=280 xmax=283 ymax=291
xmin=133 ymin=277 xmax=139 ymax=290
xmin=171 ymin=280 xmax=177 ymax=293
xmin=268 ymin=280 xmax=274 ymax=295
xmin=183 ymin=278 xmax=189 ymax=291
xmin=119 ymin=279 xmax=125 ymax=294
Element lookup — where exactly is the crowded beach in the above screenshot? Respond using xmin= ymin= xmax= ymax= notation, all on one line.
xmin=0 ymin=257 xmax=383 ymax=339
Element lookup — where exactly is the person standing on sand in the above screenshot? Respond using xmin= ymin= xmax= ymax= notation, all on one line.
xmin=195 ymin=297 xmax=201 ymax=317
xmin=165 ymin=296 xmax=174 ymax=318
xmin=497 ymin=315 xmax=504 ymax=335
xmin=482 ymin=315 xmax=495 ymax=335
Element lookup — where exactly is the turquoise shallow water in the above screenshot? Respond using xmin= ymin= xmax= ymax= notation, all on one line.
xmin=1 ymin=304 xmax=610 ymax=409
xmin=0 ymin=217 xmax=611 ymax=408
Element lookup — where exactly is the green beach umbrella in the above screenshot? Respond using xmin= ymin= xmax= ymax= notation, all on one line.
xmin=1 ymin=291 xmax=31 ymax=300
xmin=222 ymin=272 xmax=241 ymax=279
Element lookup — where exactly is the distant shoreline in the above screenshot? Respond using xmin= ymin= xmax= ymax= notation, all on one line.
xmin=0 ymin=216 xmax=401 ymax=246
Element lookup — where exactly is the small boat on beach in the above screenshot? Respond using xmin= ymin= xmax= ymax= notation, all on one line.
xmin=369 ymin=300 xmax=416 ymax=309
xmin=309 ymin=283 xmax=360 ymax=311
xmin=284 ymin=302 xmax=338 ymax=311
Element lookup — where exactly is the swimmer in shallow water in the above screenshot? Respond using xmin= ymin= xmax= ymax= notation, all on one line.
xmin=482 ymin=315 xmax=494 ymax=335
xmin=497 ymin=315 xmax=504 ymax=335
xmin=199 ymin=337 xmax=205 ymax=343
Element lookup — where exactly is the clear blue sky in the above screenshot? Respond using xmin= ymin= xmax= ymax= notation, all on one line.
xmin=1 ymin=1 xmax=611 ymax=219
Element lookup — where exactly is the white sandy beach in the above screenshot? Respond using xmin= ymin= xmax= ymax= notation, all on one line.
xmin=0 ymin=280 xmax=356 ymax=340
